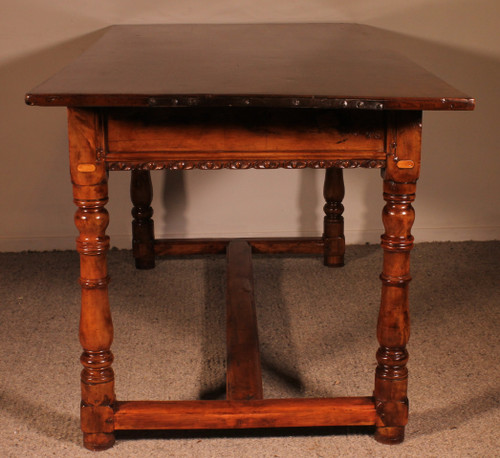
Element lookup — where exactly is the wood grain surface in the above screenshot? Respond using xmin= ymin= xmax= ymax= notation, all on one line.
xmin=26 ymin=24 xmax=474 ymax=110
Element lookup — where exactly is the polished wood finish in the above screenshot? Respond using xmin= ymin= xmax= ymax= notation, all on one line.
xmin=68 ymin=108 xmax=115 ymax=451
xmin=374 ymin=111 xmax=421 ymax=444
xmin=27 ymin=24 xmax=474 ymax=450
xmin=26 ymin=24 xmax=474 ymax=111
xmin=226 ymin=241 xmax=263 ymax=401
xmin=114 ymin=397 xmax=377 ymax=430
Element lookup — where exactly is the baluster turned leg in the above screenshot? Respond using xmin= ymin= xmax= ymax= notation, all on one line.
xmin=69 ymin=108 xmax=115 ymax=451
xmin=374 ymin=180 xmax=414 ymax=444
xmin=323 ymin=167 xmax=345 ymax=267
xmin=374 ymin=111 xmax=422 ymax=444
xmin=131 ymin=169 xmax=155 ymax=269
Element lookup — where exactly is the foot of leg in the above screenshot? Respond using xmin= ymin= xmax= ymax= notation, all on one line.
xmin=83 ymin=432 xmax=116 ymax=451
xmin=375 ymin=426 xmax=405 ymax=444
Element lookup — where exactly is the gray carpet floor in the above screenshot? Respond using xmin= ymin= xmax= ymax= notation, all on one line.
xmin=0 ymin=241 xmax=498 ymax=457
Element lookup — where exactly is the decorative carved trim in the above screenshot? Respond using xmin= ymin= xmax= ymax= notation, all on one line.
xmin=106 ymin=159 xmax=386 ymax=171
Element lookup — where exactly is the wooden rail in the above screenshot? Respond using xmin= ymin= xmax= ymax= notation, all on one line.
xmin=154 ymin=237 xmax=324 ymax=256
xmin=114 ymin=397 xmax=377 ymax=430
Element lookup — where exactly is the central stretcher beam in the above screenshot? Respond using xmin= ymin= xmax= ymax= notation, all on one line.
xmin=226 ymin=240 xmax=263 ymax=401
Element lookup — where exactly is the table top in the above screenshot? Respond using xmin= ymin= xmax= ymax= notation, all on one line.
xmin=26 ymin=23 xmax=474 ymax=111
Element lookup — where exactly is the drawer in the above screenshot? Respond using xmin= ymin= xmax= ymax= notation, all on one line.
xmin=103 ymin=108 xmax=387 ymax=169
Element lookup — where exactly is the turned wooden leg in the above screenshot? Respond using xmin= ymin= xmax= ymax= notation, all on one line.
xmin=374 ymin=111 xmax=422 ymax=444
xmin=69 ymin=108 xmax=115 ymax=451
xmin=76 ymin=197 xmax=115 ymax=450
xmin=131 ymin=169 xmax=155 ymax=269
xmin=323 ymin=167 xmax=345 ymax=267
xmin=374 ymin=180 xmax=415 ymax=444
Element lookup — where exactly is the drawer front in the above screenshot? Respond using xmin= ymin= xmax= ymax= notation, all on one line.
xmin=104 ymin=108 xmax=387 ymax=169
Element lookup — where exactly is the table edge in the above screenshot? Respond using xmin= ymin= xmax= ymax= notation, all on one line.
xmin=25 ymin=93 xmax=475 ymax=111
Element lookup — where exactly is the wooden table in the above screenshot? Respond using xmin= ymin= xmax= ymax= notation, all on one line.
xmin=26 ymin=24 xmax=474 ymax=450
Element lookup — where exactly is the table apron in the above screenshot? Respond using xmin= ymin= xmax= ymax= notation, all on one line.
xmin=101 ymin=108 xmax=387 ymax=170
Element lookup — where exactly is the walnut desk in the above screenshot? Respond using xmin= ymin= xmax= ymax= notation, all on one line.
xmin=26 ymin=24 xmax=474 ymax=450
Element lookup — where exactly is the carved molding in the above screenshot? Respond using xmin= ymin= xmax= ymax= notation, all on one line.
xmin=106 ymin=159 xmax=386 ymax=171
